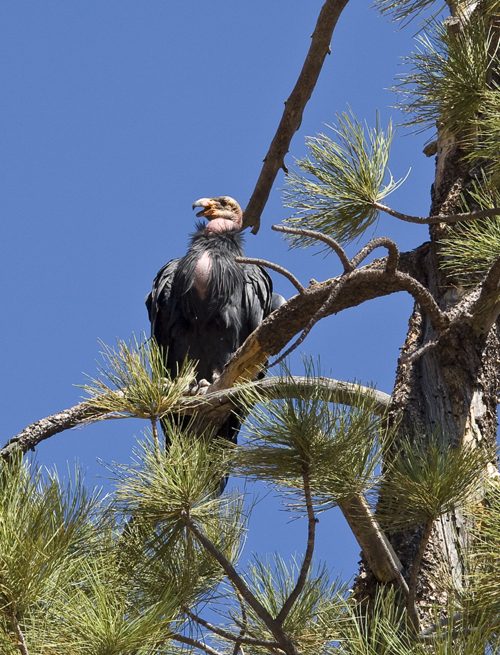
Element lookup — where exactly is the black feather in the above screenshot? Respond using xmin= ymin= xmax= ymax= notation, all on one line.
xmin=147 ymin=225 xmax=275 ymax=457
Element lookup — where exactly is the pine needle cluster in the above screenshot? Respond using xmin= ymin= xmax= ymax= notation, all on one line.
xmin=82 ymin=336 xmax=196 ymax=420
xmin=396 ymin=18 xmax=496 ymax=135
xmin=283 ymin=112 xmax=407 ymax=245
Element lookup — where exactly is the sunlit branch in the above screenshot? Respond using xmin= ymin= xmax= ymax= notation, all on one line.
xmin=235 ymin=256 xmax=305 ymax=293
xmin=339 ymin=494 xmax=409 ymax=590
xmin=184 ymin=608 xmax=280 ymax=650
xmin=171 ymin=632 xmax=223 ymax=655
xmin=3 ymin=377 xmax=390 ymax=459
xmin=374 ymin=201 xmax=500 ymax=226
xmin=272 ymin=224 xmax=352 ymax=272
xmin=243 ymin=0 xmax=350 ymax=233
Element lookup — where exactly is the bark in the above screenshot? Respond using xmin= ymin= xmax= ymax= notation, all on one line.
xmin=354 ymin=119 xmax=500 ymax=629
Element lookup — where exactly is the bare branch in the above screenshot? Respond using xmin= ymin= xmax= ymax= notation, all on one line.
xmin=472 ymin=256 xmax=500 ymax=335
xmin=350 ymin=237 xmax=400 ymax=274
xmin=3 ymin=377 xmax=390 ymax=459
xmin=374 ymin=202 xmax=500 ymax=226
xmin=243 ymin=0 xmax=350 ymax=233
xmin=1 ymin=401 xmax=102 ymax=461
xmin=276 ymin=465 xmax=317 ymax=624
xmin=184 ymin=609 xmax=280 ymax=650
xmin=171 ymin=632 xmax=223 ymax=655
xmin=269 ymin=267 xmax=447 ymax=368
xmin=272 ymin=224 xmax=352 ymax=272
xmin=235 ymin=256 xmax=305 ymax=293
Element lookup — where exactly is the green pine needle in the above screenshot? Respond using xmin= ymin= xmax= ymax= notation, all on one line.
xmin=82 ymin=335 xmax=197 ymax=420
xmin=245 ymin=555 xmax=346 ymax=654
xmin=378 ymin=433 xmax=491 ymax=530
xmin=235 ymin=371 xmax=391 ymax=508
xmin=283 ymin=111 xmax=407 ymax=246
xmin=440 ymin=176 xmax=500 ymax=282
xmin=397 ymin=18 xmax=497 ymax=135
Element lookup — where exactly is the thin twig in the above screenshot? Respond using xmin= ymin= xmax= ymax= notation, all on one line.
xmin=235 ymin=257 xmax=305 ymax=293
xmin=184 ymin=608 xmax=280 ymax=650
xmin=269 ymin=267 xmax=447 ymax=368
xmin=272 ymin=224 xmax=352 ymax=272
xmin=276 ymin=465 xmax=316 ymax=624
xmin=374 ymin=202 xmax=500 ymax=226
xmin=243 ymin=0 xmax=350 ymax=233
xmin=151 ymin=417 xmax=161 ymax=460
xmin=171 ymin=632 xmax=223 ymax=655
xmin=407 ymin=520 xmax=434 ymax=634
xmin=350 ymin=237 xmax=400 ymax=274
xmin=186 ymin=520 xmax=276 ymax=628
xmin=232 ymin=588 xmax=248 ymax=655
xmin=269 ymin=275 xmax=349 ymax=368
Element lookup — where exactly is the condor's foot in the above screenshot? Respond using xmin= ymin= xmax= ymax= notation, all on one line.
xmin=187 ymin=373 xmax=220 ymax=396
xmin=188 ymin=378 xmax=211 ymax=396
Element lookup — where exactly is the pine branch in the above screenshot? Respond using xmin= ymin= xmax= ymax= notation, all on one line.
xmin=374 ymin=202 xmax=500 ymax=226
xmin=186 ymin=519 xmax=299 ymax=655
xmin=9 ymin=612 xmax=29 ymax=655
xmin=3 ymin=377 xmax=390 ymax=459
xmin=243 ymin=0 xmax=350 ymax=233
xmin=339 ymin=494 xmax=409 ymax=590
xmin=184 ymin=609 xmax=280 ymax=650
xmin=276 ymin=465 xmax=317 ymax=624
xmin=272 ymin=224 xmax=353 ymax=272
xmin=472 ymin=255 xmax=500 ymax=334
xmin=350 ymin=237 xmax=400 ymax=273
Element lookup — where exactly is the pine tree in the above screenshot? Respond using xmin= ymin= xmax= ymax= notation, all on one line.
xmin=2 ymin=1 xmax=499 ymax=653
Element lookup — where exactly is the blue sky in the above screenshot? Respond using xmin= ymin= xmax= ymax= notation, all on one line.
xmin=1 ymin=1 xmax=437 ymax=583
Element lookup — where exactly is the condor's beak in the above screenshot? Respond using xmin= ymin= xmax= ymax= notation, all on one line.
xmin=192 ymin=198 xmax=214 ymax=218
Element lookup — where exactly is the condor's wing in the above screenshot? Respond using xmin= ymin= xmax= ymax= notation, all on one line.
xmin=241 ymin=264 xmax=275 ymax=334
xmin=145 ymin=259 xmax=179 ymax=340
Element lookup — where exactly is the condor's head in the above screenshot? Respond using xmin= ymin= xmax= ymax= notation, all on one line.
xmin=192 ymin=196 xmax=243 ymax=233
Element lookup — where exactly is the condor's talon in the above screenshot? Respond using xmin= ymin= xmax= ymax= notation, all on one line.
xmin=189 ymin=379 xmax=211 ymax=396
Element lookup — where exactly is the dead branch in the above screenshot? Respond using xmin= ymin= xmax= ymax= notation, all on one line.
xmin=235 ymin=256 xmax=305 ymax=293
xmin=243 ymin=0 xmax=350 ymax=233
xmin=272 ymin=224 xmax=352 ymax=272
xmin=208 ymin=256 xmax=448 ymax=396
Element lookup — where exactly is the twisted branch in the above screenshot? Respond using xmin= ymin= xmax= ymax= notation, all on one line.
xmin=272 ymin=224 xmax=352 ymax=272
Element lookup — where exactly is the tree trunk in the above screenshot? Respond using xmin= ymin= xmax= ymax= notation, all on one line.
xmin=355 ymin=136 xmax=500 ymax=626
